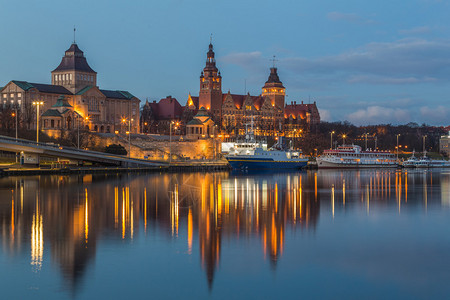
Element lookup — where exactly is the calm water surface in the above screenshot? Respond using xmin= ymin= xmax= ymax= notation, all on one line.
xmin=1 ymin=169 xmax=450 ymax=299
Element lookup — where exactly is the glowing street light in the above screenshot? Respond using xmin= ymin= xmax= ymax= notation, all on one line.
xmin=32 ymin=101 xmax=44 ymax=143
xmin=330 ymin=131 xmax=335 ymax=149
xmin=122 ymin=118 xmax=134 ymax=157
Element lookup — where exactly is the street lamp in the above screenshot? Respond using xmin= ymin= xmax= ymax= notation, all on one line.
xmin=11 ymin=110 xmax=18 ymax=141
xmin=330 ymin=131 xmax=335 ymax=149
xmin=422 ymin=135 xmax=427 ymax=156
xmin=32 ymin=101 xmax=44 ymax=144
xmin=364 ymin=133 xmax=368 ymax=150
xmin=396 ymin=134 xmax=401 ymax=161
xmin=169 ymin=121 xmax=175 ymax=163
xmin=12 ymin=109 xmax=18 ymax=163
xmin=342 ymin=134 xmax=347 ymax=146
xmin=122 ymin=118 xmax=134 ymax=158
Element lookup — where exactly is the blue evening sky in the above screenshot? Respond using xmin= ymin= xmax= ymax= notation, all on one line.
xmin=1 ymin=0 xmax=450 ymax=125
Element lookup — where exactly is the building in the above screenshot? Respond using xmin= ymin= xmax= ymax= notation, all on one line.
xmin=0 ymin=42 xmax=140 ymax=136
xmin=140 ymin=96 xmax=184 ymax=134
xmin=138 ymin=42 xmax=320 ymax=138
xmin=440 ymin=131 xmax=450 ymax=156
xmin=187 ymin=42 xmax=320 ymax=137
xmin=185 ymin=107 xmax=215 ymax=139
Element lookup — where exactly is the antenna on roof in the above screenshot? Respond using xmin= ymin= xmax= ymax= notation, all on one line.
xmin=244 ymin=79 xmax=246 ymax=94
xmin=210 ymin=33 xmax=213 ymax=44
xmin=270 ymin=55 xmax=278 ymax=68
xmin=73 ymin=26 xmax=76 ymax=44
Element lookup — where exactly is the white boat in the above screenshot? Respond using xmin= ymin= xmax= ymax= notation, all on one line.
xmin=224 ymin=137 xmax=308 ymax=170
xmin=405 ymin=153 xmax=450 ymax=168
xmin=316 ymin=145 xmax=398 ymax=168
xmin=402 ymin=151 xmax=419 ymax=168
xmin=222 ymin=118 xmax=308 ymax=170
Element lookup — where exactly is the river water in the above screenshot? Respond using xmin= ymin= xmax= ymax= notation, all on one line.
xmin=1 ymin=169 xmax=450 ymax=299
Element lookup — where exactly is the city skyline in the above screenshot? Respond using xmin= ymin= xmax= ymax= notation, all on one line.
xmin=1 ymin=0 xmax=450 ymax=125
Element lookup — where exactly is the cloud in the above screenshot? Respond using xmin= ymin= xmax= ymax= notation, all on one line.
xmin=347 ymin=75 xmax=437 ymax=85
xmin=399 ymin=26 xmax=432 ymax=35
xmin=327 ymin=12 xmax=374 ymax=24
xmin=281 ymin=38 xmax=450 ymax=83
xmin=319 ymin=108 xmax=331 ymax=121
xmin=420 ymin=105 xmax=450 ymax=124
xmin=220 ymin=51 xmax=266 ymax=72
xmin=346 ymin=106 xmax=411 ymax=125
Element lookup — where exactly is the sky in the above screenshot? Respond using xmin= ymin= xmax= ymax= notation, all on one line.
xmin=1 ymin=0 xmax=450 ymax=126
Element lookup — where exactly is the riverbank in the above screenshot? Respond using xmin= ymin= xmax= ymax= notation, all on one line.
xmin=0 ymin=160 xmax=231 ymax=177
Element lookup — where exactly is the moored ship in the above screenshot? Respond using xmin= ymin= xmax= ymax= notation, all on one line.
xmin=316 ymin=145 xmax=398 ymax=168
xmin=402 ymin=152 xmax=450 ymax=168
xmin=224 ymin=137 xmax=308 ymax=170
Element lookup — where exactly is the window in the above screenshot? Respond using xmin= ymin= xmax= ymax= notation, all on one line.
xmin=10 ymin=93 xmax=14 ymax=98
xmin=70 ymin=74 xmax=73 ymax=80
xmin=51 ymin=120 xmax=54 ymax=128
xmin=17 ymin=93 xmax=21 ymax=98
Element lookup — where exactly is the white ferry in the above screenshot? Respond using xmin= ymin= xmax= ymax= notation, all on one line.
xmin=316 ymin=145 xmax=398 ymax=168
xmin=402 ymin=152 xmax=450 ymax=168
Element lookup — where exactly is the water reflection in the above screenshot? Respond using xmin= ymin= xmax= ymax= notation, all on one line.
xmin=0 ymin=169 xmax=449 ymax=295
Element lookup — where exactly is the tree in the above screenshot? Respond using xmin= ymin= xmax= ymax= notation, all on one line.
xmin=104 ymin=144 xmax=127 ymax=155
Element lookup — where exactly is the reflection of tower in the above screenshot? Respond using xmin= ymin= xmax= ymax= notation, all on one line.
xmin=199 ymin=42 xmax=222 ymax=121
xmin=198 ymin=175 xmax=222 ymax=290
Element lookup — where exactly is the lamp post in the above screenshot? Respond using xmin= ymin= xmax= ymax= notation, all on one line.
xmin=32 ymin=101 xmax=44 ymax=144
xmin=330 ymin=131 xmax=335 ymax=149
xmin=12 ymin=109 xmax=18 ymax=163
xmin=342 ymin=134 xmax=347 ymax=146
xmin=122 ymin=118 xmax=133 ymax=158
xmin=12 ymin=109 xmax=18 ymax=141
xmin=169 ymin=121 xmax=174 ymax=163
xmin=76 ymin=114 xmax=80 ymax=149
xmin=364 ymin=133 xmax=368 ymax=150
xmin=374 ymin=135 xmax=377 ymax=150
xmin=422 ymin=135 xmax=427 ymax=156
xmin=396 ymin=134 xmax=401 ymax=161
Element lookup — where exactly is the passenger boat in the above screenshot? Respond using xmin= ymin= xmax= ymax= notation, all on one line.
xmin=316 ymin=145 xmax=398 ymax=168
xmin=402 ymin=151 xmax=450 ymax=168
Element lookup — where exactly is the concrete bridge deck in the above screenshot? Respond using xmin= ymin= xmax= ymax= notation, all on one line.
xmin=0 ymin=135 xmax=168 ymax=168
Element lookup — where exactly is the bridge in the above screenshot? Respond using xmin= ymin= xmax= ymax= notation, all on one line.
xmin=0 ymin=135 xmax=168 ymax=168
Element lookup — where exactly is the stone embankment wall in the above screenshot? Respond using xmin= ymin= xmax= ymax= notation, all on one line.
xmin=87 ymin=134 xmax=220 ymax=160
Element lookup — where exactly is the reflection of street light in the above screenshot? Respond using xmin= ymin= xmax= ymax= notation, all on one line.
xmin=396 ymin=134 xmax=401 ymax=161
xmin=330 ymin=131 xmax=335 ymax=149
xmin=32 ymin=101 xmax=44 ymax=143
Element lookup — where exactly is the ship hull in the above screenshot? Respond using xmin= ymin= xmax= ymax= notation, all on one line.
xmin=226 ymin=157 xmax=308 ymax=170
xmin=316 ymin=158 xmax=398 ymax=169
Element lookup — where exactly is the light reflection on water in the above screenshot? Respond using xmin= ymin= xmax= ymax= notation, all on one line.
xmin=0 ymin=169 xmax=450 ymax=299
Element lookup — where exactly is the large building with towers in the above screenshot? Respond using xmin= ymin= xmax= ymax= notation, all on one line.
xmin=1 ymin=42 xmax=140 ymax=136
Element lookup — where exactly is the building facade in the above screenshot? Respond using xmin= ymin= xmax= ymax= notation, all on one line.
xmin=0 ymin=42 xmax=140 ymax=136
xmin=138 ymin=42 xmax=321 ymax=139
xmin=188 ymin=42 xmax=320 ymax=137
